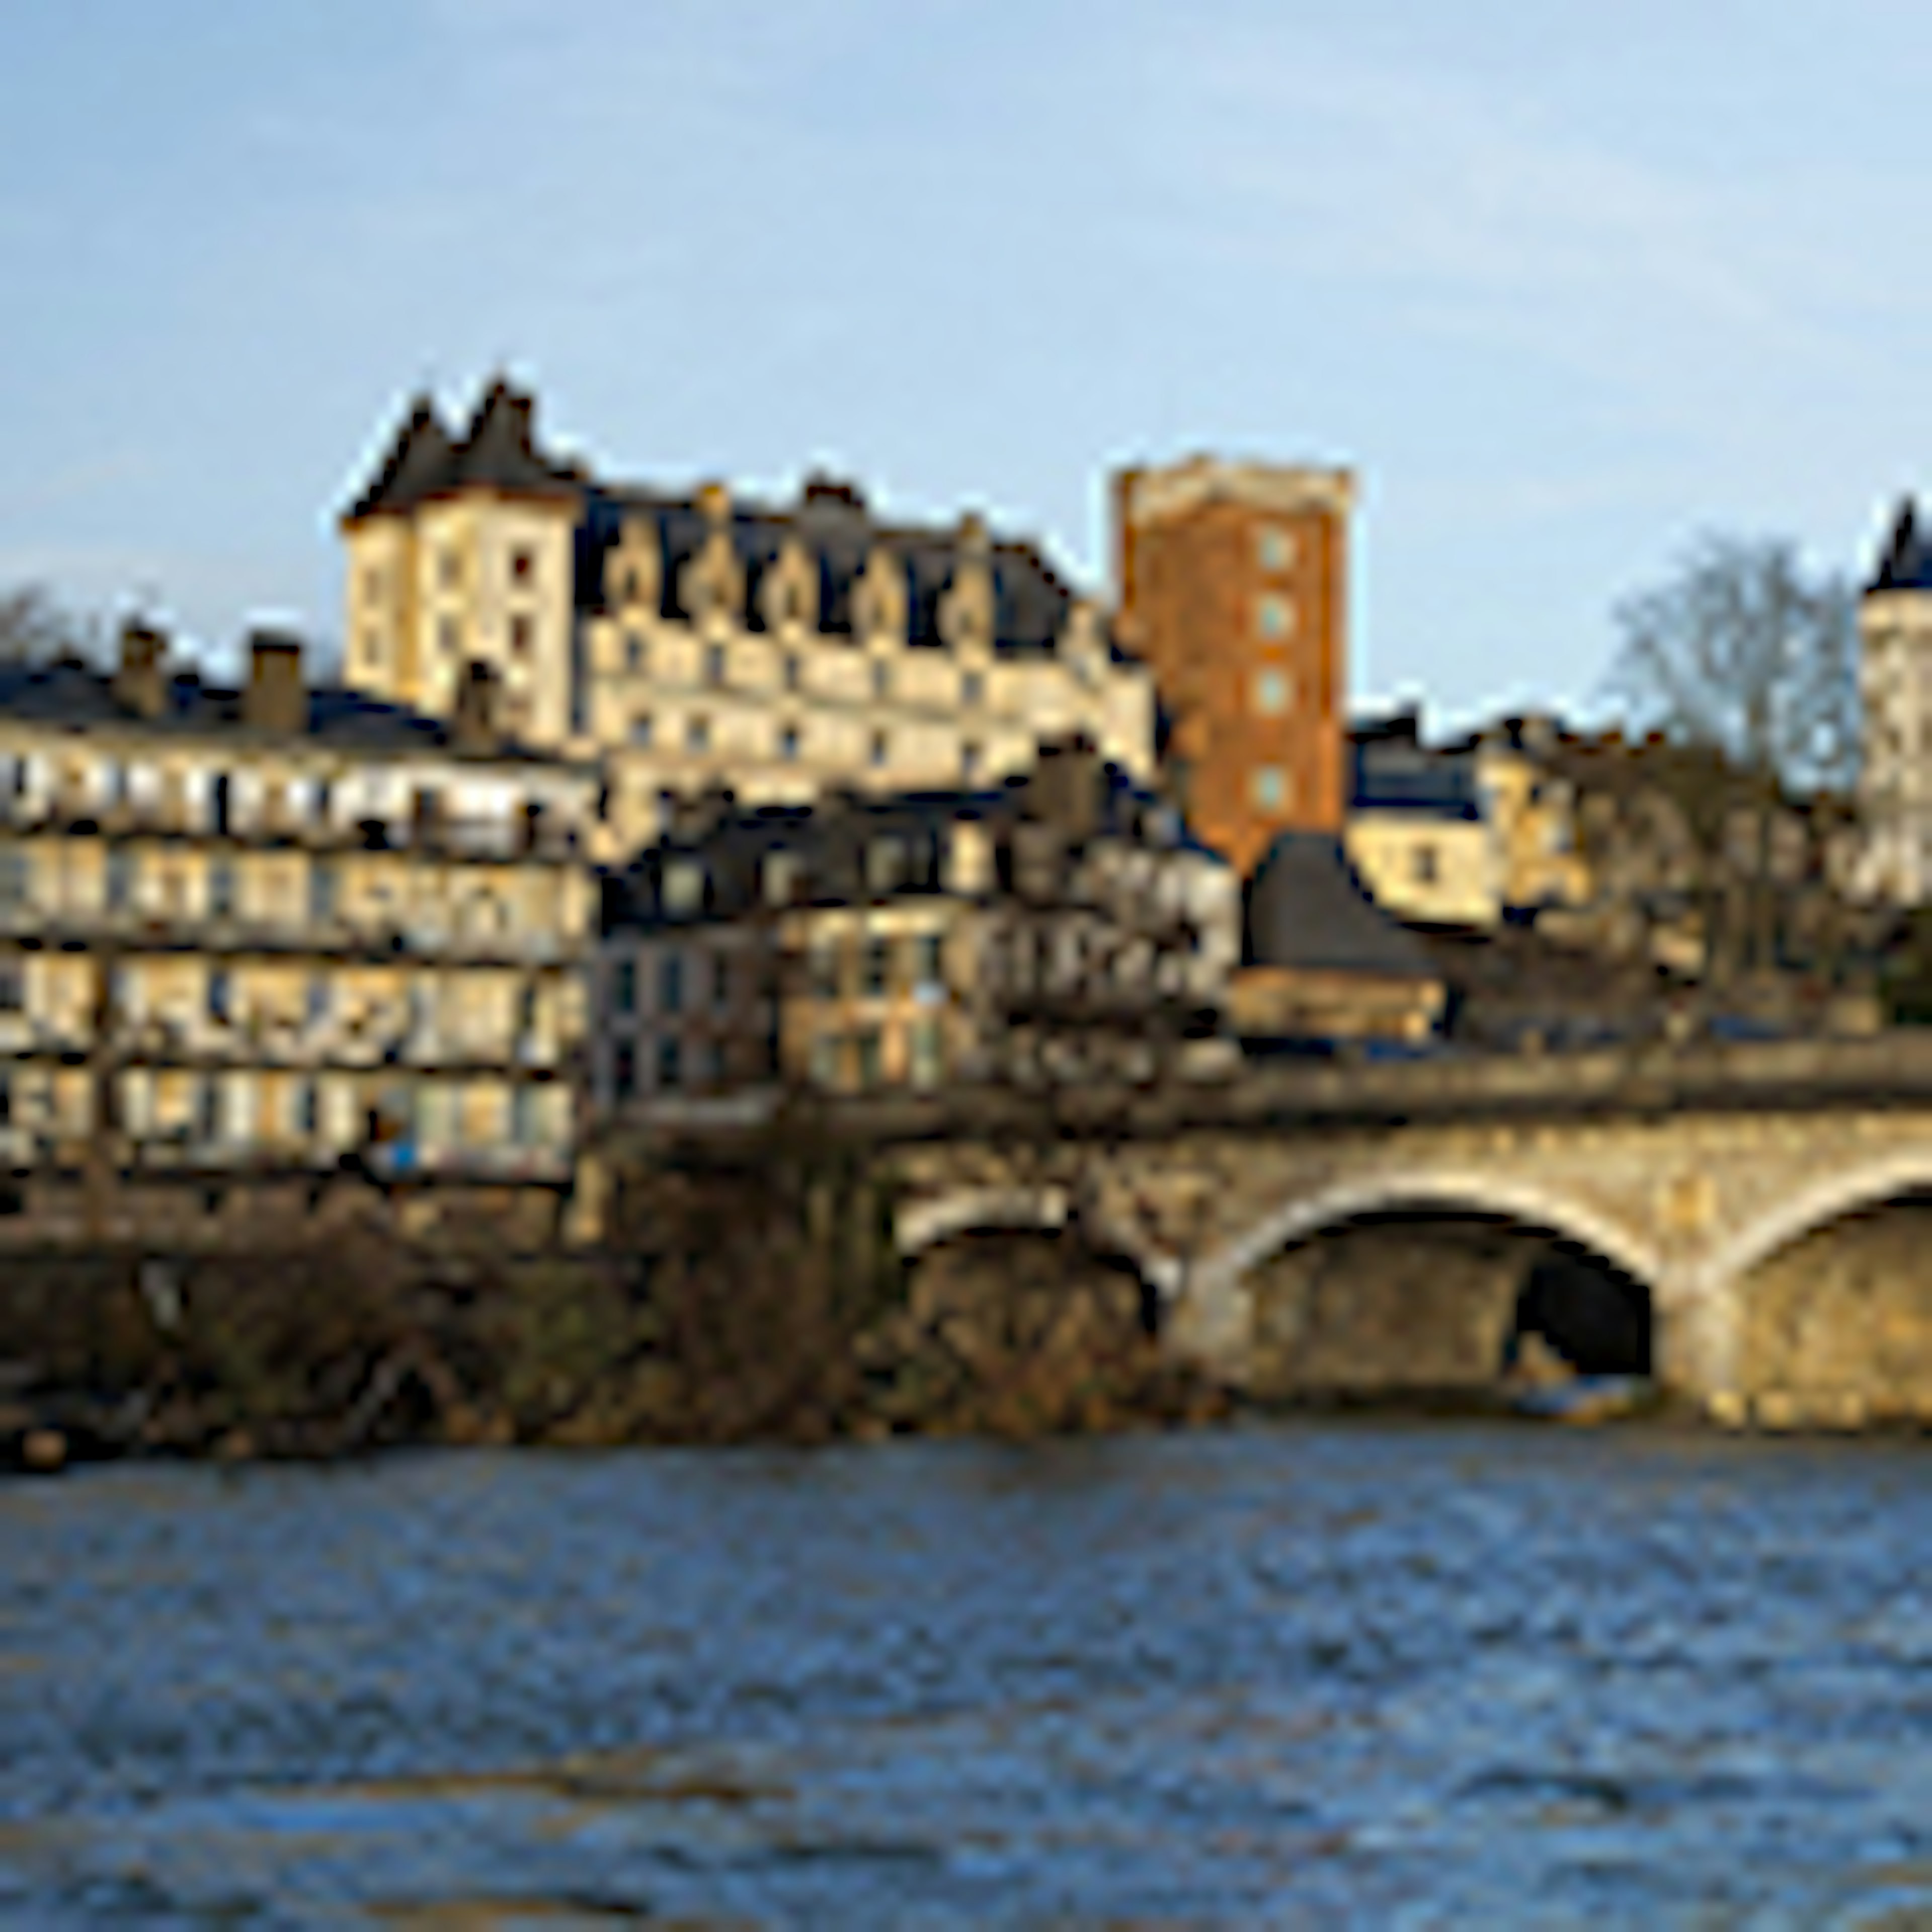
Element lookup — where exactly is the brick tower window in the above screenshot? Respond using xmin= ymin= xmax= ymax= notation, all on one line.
xmin=1257 ymin=527 xmax=1296 ymax=573
xmin=1251 ymin=766 xmax=1289 ymax=811
xmin=1254 ymin=669 xmax=1292 ymax=715
xmin=1257 ymin=594 xmax=1293 ymax=641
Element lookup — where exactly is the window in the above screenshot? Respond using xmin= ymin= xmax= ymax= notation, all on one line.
xmin=1412 ymin=843 xmax=1440 ymax=886
xmin=867 ymin=838 xmax=905 ymax=894
xmin=705 ymin=642 xmax=726 ymax=688
xmin=855 ymin=1028 xmax=883 ymax=1089
xmin=811 ymin=1032 xmax=840 ymax=1088
xmin=961 ymin=741 xmax=982 ymax=782
xmin=763 ymin=849 xmax=800 ymax=907
xmin=210 ymin=773 xmax=232 ymax=837
xmin=657 ymin=1035 xmax=682 ymax=1089
xmin=305 ymin=974 xmax=330 ymax=1025
xmin=961 ymin=670 xmax=983 ymax=707
xmin=779 ymin=723 xmax=800 ymax=762
xmin=510 ymin=1083 xmax=536 ymax=1145
xmin=663 ymin=860 xmax=705 ymax=916
xmin=362 ymin=566 xmax=384 ymax=604
xmin=863 ymin=936 xmax=892 ymax=998
xmin=687 ymin=715 xmax=710 ymax=754
xmin=613 ymin=958 xmax=636 ymax=1015
xmin=510 ymin=613 xmax=534 ymax=658
xmin=872 ymin=661 xmax=891 ymax=700
xmin=511 ymin=547 xmax=534 ymax=585
xmin=808 ymin=939 xmax=841 ymax=1001
xmin=869 ymin=730 xmax=889 ymax=770
xmin=1257 ymin=594 xmax=1292 ymax=640
xmin=1257 ymin=526 xmax=1295 ymax=573
xmin=613 ymin=1041 xmax=636 ymax=1100
xmin=1254 ymin=669 xmax=1292 ymax=715
xmin=295 ymin=1079 xmax=319 ymax=1137
xmin=0 ymin=959 xmax=23 ymax=1014
xmin=914 ymin=932 xmax=945 ymax=993
xmin=308 ymin=859 xmax=337 ymax=926
xmin=361 ymin=631 xmax=383 ymax=670
xmin=106 ymin=848 xmax=135 ymax=914
xmin=197 ymin=1078 xmax=221 ymax=1143
xmin=439 ymin=548 xmax=461 ymax=590
xmin=783 ymin=652 xmax=802 ymax=693
xmin=659 ymin=950 xmax=684 ymax=1015
xmin=630 ymin=713 xmax=654 ymax=749
xmin=1251 ymin=766 xmax=1288 ymax=811
xmin=705 ymin=1039 xmax=726 ymax=1087
xmin=711 ymin=953 xmax=731 ymax=1007
xmin=207 ymin=969 xmax=232 ymax=1023
xmin=625 ymin=631 xmax=648 ymax=675
xmin=209 ymin=858 xmax=236 ymax=919
xmin=910 ymin=1018 xmax=943 ymax=1089
xmin=0 ymin=847 xmax=31 ymax=907
xmin=439 ymin=616 xmax=462 ymax=658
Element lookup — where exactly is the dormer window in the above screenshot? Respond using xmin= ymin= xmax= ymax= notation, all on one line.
xmin=663 ymin=860 xmax=705 ymax=916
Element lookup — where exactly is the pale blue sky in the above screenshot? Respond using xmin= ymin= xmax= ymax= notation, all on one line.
xmin=2 ymin=1 xmax=1928 ymax=718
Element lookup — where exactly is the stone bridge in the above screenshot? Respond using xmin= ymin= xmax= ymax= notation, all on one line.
xmin=829 ymin=1034 xmax=1932 ymax=1423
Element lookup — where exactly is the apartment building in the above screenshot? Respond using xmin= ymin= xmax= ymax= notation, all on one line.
xmin=341 ymin=381 xmax=1156 ymax=860
xmin=593 ymin=743 xmax=1240 ymax=1116
xmin=0 ymin=625 xmax=596 ymax=1232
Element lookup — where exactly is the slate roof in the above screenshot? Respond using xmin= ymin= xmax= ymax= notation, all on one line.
xmin=343 ymin=381 xmax=579 ymax=522
xmin=347 ymin=383 xmax=1122 ymax=663
xmin=0 ymin=656 xmax=558 ymax=763
xmin=1870 ymin=497 xmax=1932 ymax=594
xmin=1349 ymin=732 xmax=1482 ymax=820
xmin=1243 ymin=831 xmax=1442 ymax=982
xmin=607 ymin=757 xmax=1214 ymax=931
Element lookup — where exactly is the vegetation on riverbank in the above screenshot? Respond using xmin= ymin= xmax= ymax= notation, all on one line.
xmin=0 ymin=1133 xmax=1226 ymax=1470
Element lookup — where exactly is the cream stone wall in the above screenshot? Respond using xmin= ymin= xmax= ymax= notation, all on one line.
xmin=1344 ymin=812 xmax=1500 ymax=928
xmin=0 ymin=706 xmax=594 ymax=1186
xmin=1857 ymin=587 xmax=1932 ymax=904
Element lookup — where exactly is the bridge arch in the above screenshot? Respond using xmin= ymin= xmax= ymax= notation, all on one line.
xmin=1698 ymin=1140 xmax=1932 ymax=1298
xmin=1193 ymin=1166 xmax=1670 ymax=1307
xmin=895 ymin=1185 xmax=1186 ymax=1300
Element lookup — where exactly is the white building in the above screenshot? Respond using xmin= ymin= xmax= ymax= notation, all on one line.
xmin=341 ymin=381 xmax=1156 ymax=863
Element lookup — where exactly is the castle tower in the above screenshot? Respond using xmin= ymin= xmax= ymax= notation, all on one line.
xmin=340 ymin=380 xmax=582 ymax=748
xmin=1114 ymin=457 xmax=1352 ymax=875
xmin=1859 ymin=497 xmax=1932 ymax=904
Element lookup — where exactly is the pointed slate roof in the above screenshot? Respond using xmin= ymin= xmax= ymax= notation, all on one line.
xmin=1870 ymin=496 xmax=1931 ymax=594
xmin=342 ymin=380 xmax=578 ymax=523
xmin=1243 ymin=831 xmax=1441 ymax=982
xmin=343 ymin=395 xmax=458 ymax=521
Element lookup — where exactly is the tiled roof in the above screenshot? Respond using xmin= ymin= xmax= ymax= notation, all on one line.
xmin=343 ymin=380 xmax=577 ymax=522
xmin=1243 ymin=831 xmax=1442 ymax=982
xmin=1349 ymin=736 xmax=1482 ymax=820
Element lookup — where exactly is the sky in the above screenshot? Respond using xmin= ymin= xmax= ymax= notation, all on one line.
xmin=2 ymin=0 xmax=1930 ymax=720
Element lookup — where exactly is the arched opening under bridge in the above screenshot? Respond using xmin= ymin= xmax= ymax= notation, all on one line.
xmin=1236 ymin=1199 xmax=1654 ymax=1407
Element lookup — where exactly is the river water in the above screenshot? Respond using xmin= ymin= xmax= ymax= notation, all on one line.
xmin=2 ymin=1423 xmax=1930 ymax=1928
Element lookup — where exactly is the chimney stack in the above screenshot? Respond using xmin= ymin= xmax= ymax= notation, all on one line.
xmin=452 ymin=658 xmax=501 ymax=755
xmin=243 ymin=633 xmax=306 ymax=737
xmin=1023 ymin=735 xmax=1104 ymax=843
xmin=113 ymin=620 xmax=169 ymax=720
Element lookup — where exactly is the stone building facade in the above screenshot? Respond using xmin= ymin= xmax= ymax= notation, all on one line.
xmin=593 ymin=744 xmax=1240 ymax=1115
xmin=0 ymin=625 xmax=596 ymax=1232
xmin=1113 ymin=457 xmax=1352 ymax=875
xmin=343 ymin=382 xmax=1155 ymax=862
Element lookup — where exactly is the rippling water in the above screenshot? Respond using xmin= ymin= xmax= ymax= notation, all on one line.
xmin=3 ymin=1423 xmax=1931 ymax=1926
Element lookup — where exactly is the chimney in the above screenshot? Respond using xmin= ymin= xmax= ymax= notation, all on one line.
xmin=113 ymin=619 xmax=169 ymax=720
xmin=1023 ymin=735 xmax=1104 ymax=842
xmin=243 ymin=633 xmax=306 ymax=737
xmin=452 ymin=658 xmax=501 ymax=755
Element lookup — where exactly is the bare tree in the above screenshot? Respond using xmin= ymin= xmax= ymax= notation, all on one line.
xmin=0 ymin=585 xmax=99 ymax=665
xmin=1604 ymin=533 xmax=1859 ymax=792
